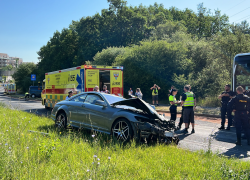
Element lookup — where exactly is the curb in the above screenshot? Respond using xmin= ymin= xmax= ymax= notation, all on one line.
xmin=6 ymin=96 xmax=41 ymax=102
xmin=156 ymin=110 xmax=221 ymax=118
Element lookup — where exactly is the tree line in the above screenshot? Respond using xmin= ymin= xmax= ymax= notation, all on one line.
xmin=13 ymin=0 xmax=250 ymax=101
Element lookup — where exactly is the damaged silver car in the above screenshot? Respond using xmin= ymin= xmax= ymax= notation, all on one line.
xmin=51 ymin=92 xmax=179 ymax=144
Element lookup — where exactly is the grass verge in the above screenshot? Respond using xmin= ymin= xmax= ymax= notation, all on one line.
xmin=0 ymin=106 xmax=250 ymax=179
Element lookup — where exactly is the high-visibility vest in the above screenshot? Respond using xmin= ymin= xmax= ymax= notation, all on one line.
xmin=152 ymin=88 xmax=158 ymax=95
xmin=25 ymin=92 xmax=29 ymax=95
xmin=169 ymin=95 xmax=177 ymax=106
xmin=183 ymin=92 xmax=194 ymax=107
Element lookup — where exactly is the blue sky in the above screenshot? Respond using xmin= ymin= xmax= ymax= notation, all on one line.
xmin=0 ymin=0 xmax=249 ymax=63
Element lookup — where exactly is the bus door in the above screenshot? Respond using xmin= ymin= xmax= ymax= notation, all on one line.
xmin=110 ymin=70 xmax=123 ymax=96
xmin=85 ymin=69 xmax=99 ymax=92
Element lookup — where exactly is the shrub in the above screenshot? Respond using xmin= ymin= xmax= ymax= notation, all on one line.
xmin=198 ymin=96 xmax=221 ymax=107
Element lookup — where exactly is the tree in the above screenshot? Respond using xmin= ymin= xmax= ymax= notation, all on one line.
xmin=93 ymin=47 xmax=126 ymax=65
xmin=12 ymin=63 xmax=36 ymax=92
xmin=1 ymin=65 xmax=13 ymax=71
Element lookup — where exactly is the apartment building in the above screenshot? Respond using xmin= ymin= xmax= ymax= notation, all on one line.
xmin=0 ymin=53 xmax=23 ymax=68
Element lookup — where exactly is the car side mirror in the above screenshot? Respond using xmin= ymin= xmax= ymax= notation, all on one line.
xmin=95 ymin=100 xmax=107 ymax=107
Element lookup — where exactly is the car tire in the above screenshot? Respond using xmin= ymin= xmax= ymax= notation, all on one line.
xmin=31 ymin=94 xmax=36 ymax=98
xmin=55 ymin=111 xmax=67 ymax=129
xmin=112 ymin=118 xmax=133 ymax=143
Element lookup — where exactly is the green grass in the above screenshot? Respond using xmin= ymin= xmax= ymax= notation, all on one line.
xmin=0 ymin=107 xmax=250 ymax=179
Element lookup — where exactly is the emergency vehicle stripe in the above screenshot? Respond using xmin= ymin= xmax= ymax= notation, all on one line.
xmin=44 ymin=88 xmax=76 ymax=94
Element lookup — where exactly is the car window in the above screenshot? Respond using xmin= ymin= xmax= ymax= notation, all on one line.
xmin=103 ymin=94 xmax=125 ymax=104
xmin=85 ymin=94 xmax=103 ymax=105
xmin=70 ymin=94 xmax=87 ymax=102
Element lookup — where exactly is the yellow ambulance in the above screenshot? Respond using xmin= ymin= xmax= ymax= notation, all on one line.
xmin=41 ymin=65 xmax=124 ymax=108
xmin=4 ymin=83 xmax=16 ymax=94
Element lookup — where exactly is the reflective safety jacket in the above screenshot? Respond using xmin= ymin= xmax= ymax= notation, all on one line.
xmin=152 ymin=88 xmax=158 ymax=95
xmin=183 ymin=92 xmax=194 ymax=107
xmin=25 ymin=92 xmax=29 ymax=95
xmin=169 ymin=95 xmax=177 ymax=106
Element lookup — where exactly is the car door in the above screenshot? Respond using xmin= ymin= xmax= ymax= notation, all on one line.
xmin=82 ymin=94 xmax=112 ymax=131
xmin=67 ymin=94 xmax=88 ymax=127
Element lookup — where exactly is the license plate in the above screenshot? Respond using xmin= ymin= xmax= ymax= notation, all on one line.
xmin=164 ymin=131 xmax=174 ymax=137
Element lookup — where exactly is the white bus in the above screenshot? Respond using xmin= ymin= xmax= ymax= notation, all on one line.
xmin=233 ymin=53 xmax=250 ymax=91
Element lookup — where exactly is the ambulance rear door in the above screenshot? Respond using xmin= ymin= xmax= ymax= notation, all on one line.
xmin=85 ymin=68 xmax=99 ymax=92
xmin=110 ymin=69 xmax=123 ymax=96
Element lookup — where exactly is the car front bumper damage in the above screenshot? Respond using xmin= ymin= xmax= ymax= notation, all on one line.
xmin=133 ymin=121 xmax=179 ymax=144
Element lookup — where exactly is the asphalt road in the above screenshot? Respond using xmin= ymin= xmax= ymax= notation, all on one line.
xmin=0 ymin=86 xmax=51 ymax=116
xmin=0 ymin=86 xmax=249 ymax=160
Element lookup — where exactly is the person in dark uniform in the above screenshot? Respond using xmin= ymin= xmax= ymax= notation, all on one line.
xmin=169 ymin=89 xmax=180 ymax=121
xmin=177 ymin=89 xmax=185 ymax=130
xmin=177 ymin=104 xmax=184 ymax=130
xmin=218 ymin=84 xmax=236 ymax=130
xmin=243 ymin=88 xmax=250 ymax=97
xmin=227 ymin=86 xmax=250 ymax=146
xmin=242 ymin=87 xmax=250 ymax=139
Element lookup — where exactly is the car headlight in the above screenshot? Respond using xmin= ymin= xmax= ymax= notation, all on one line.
xmin=135 ymin=116 xmax=150 ymax=122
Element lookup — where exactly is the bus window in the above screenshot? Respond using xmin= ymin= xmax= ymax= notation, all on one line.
xmin=233 ymin=54 xmax=250 ymax=91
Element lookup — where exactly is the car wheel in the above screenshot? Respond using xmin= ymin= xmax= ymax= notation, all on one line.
xmin=31 ymin=94 xmax=36 ymax=98
xmin=112 ymin=119 xmax=133 ymax=142
xmin=55 ymin=112 xmax=67 ymax=129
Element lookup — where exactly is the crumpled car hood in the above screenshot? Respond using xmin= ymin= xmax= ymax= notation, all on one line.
xmin=112 ymin=98 xmax=164 ymax=120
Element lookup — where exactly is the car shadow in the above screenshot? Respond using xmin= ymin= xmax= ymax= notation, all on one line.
xmin=22 ymin=108 xmax=51 ymax=117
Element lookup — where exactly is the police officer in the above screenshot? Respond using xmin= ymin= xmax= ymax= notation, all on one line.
xmin=218 ymin=84 xmax=236 ymax=130
xmin=242 ymin=87 xmax=250 ymax=139
xmin=169 ymin=89 xmax=180 ymax=121
xmin=66 ymin=90 xmax=73 ymax=100
xmin=227 ymin=86 xmax=250 ymax=145
xmin=181 ymin=85 xmax=196 ymax=134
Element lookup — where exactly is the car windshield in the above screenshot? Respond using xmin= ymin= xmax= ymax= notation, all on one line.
xmin=102 ymin=94 xmax=125 ymax=104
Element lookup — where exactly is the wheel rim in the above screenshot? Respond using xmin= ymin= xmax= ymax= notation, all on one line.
xmin=32 ymin=95 xmax=35 ymax=98
xmin=113 ymin=121 xmax=129 ymax=142
xmin=56 ymin=114 xmax=66 ymax=128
